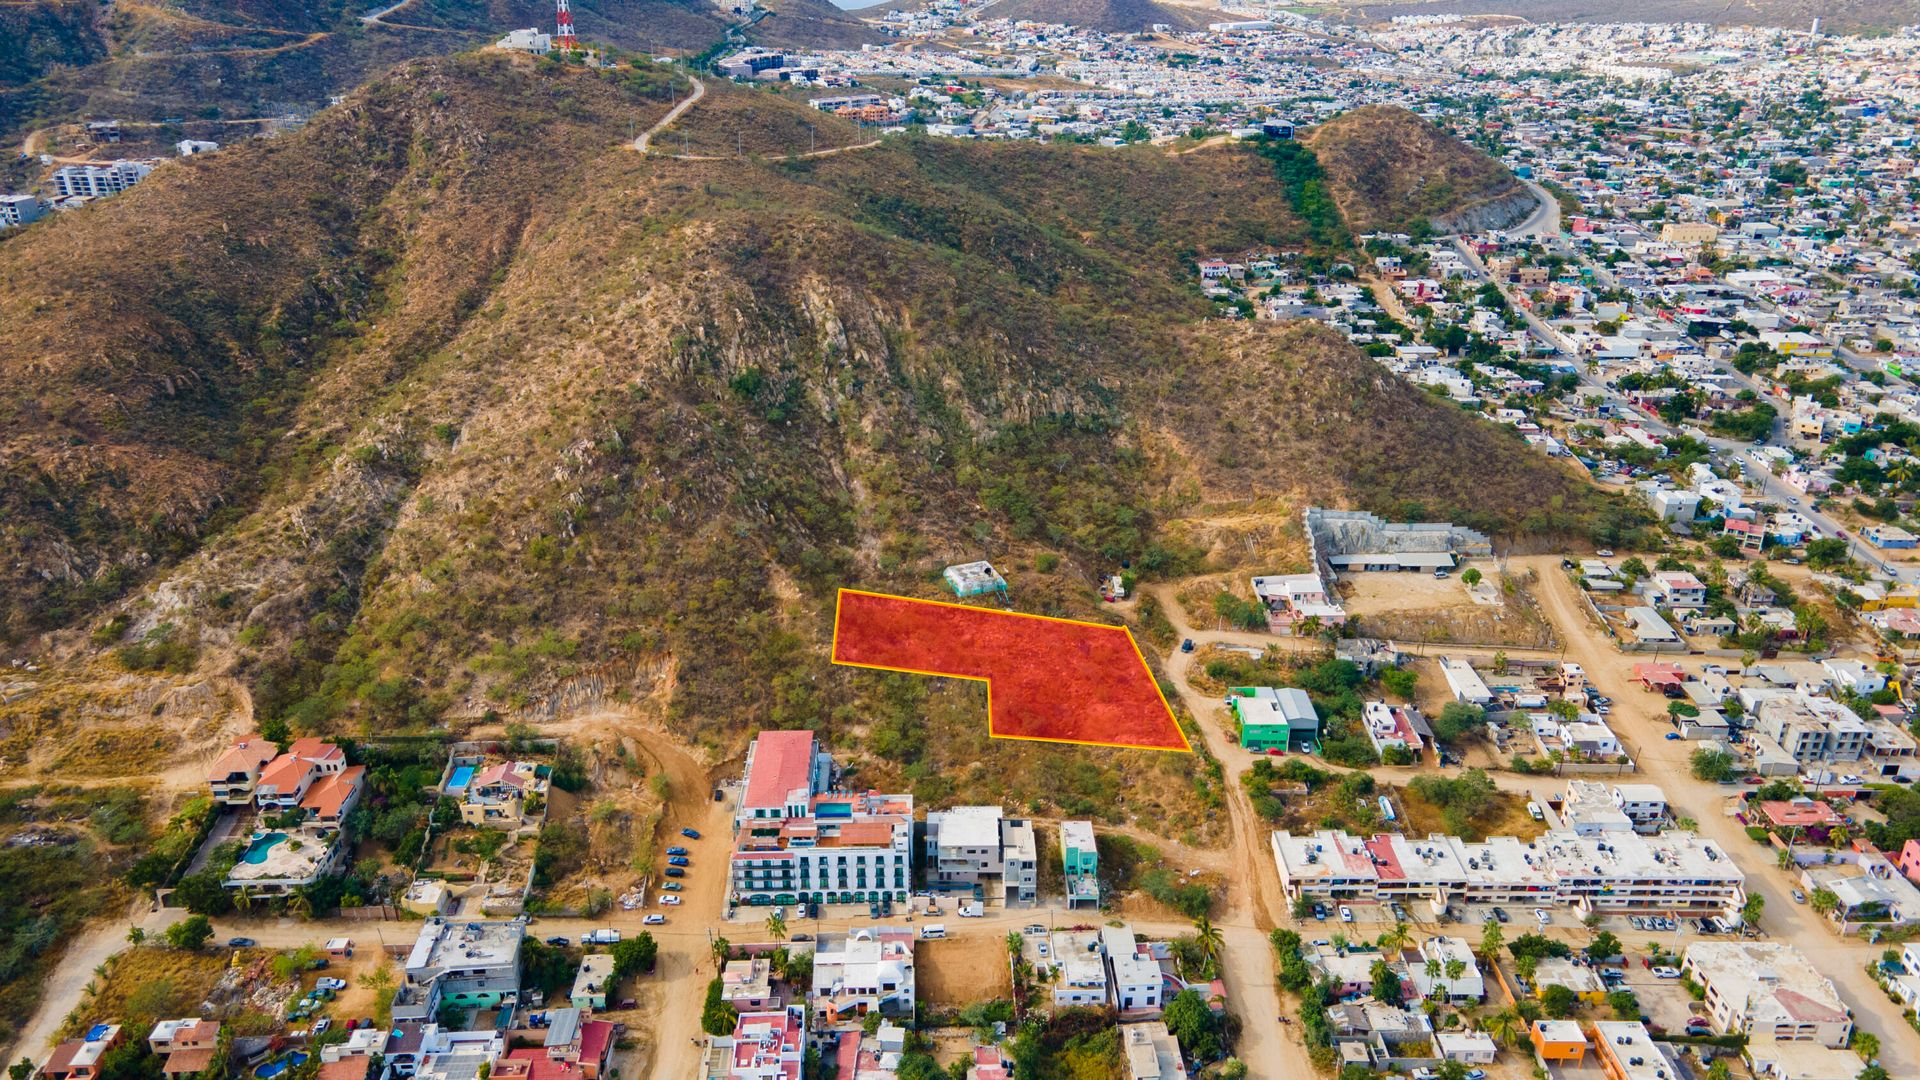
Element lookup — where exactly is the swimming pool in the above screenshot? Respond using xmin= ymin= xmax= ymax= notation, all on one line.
xmin=241 ymin=832 xmax=289 ymax=864
xmin=255 ymin=1052 xmax=308 ymax=1078
xmin=446 ymin=765 xmax=476 ymax=794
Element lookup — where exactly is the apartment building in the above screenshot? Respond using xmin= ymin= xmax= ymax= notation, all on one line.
xmin=700 ymin=1006 xmax=805 ymax=1080
xmin=393 ymin=917 xmax=527 ymax=1021
xmin=0 ymin=193 xmax=44 ymax=228
xmin=1026 ymin=928 xmax=1110 ymax=1009
xmin=1611 ymin=784 xmax=1670 ymax=832
xmin=1682 ymin=943 xmax=1851 ymax=1047
xmin=730 ymin=731 xmax=912 ymax=907
xmin=1062 ymin=820 xmax=1100 ymax=908
xmin=1270 ymin=829 xmax=1745 ymax=915
xmin=1593 ymin=1021 xmax=1681 ymax=1080
xmin=50 ymin=160 xmax=153 ymax=199
xmin=1753 ymin=695 xmax=1870 ymax=764
xmin=923 ymin=805 xmax=1038 ymax=905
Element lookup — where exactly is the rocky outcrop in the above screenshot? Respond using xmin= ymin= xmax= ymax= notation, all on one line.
xmin=1432 ymin=186 xmax=1538 ymax=236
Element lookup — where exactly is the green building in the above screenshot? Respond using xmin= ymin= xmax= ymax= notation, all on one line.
xmin=1061 ymin=820 xmax=1099 ymax=908
xmin=1231 ymin=686 xmax=1320 ymax=752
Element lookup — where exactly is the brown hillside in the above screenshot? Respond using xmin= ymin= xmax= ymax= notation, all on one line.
xmin=0 ymin=69 xmax=1632 ymax=836
xmin=1303 ymin=104 xmax=1524 ymax=234
xmin=0 ymin=0 xmax=871 ymax=142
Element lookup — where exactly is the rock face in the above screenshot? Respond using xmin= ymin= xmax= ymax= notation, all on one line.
xmin=1432 ymin=186 xmax=1539 ymax=235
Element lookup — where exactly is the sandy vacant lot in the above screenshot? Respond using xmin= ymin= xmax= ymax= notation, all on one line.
xmin=915 ymin=934 xmax=1012 ymax=1005
xmin=1340 ymin=564 xmax=1554 ymax=648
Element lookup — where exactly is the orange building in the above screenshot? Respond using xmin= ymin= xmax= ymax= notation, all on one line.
xmin=1531 ymin=1019 xmax=1588 ymax=1063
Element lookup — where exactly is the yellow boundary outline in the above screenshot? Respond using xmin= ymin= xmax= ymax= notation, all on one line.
xmin=829 ymin=587 xmax=1192 ymax=754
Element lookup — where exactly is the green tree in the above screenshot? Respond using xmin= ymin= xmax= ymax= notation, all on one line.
xmin=701 ymin=977 xmax=739 ymax=1036
xmin=1540 ymin=983 xmax=1580 ymax=1018
xmin=1192 ymin=914 xmax=1224 ymax=977
xmin=164 ymin=915 xmax=213 ymax=950
xmin=611 ymin=933 xmax=658 ymax=978
xmin=1691 ymin=747 xmax=1736 ymax=782
xmin=1586 ymin=931 xmax=1622 ymax=961
xmin=766 ymin=911 xmax=787 ymax=942
xmin=1481 ymin=918 xmax=1504 ymax=958
xmin=1607 ymin=989 xmax=1640 ymax=1020
xmin=1461 ymin=568 xmax=1483 ymax=587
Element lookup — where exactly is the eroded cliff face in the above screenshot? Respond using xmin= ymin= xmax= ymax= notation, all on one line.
xmin=1432 ymin=187 xmax=1540 ymax=235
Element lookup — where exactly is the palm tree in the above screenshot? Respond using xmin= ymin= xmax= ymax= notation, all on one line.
xmin=235 ymin=886 xmax=254 ymax=914
xmin=1853 ymin=1031 xmax=1880 ymax=1062
xmin=1446 ymin=957 xmax=1466 ymax=985
xmin=1006 ymin=931 xmax=1024 ymax=960
xmin=1777 ymin=848 xmax=1795 ymax=870
xmin=1378 ymin=921 xmax=1412 ymax=954
xmin=1480 ymin=918 xmax=1504 ymax=958
xmin=286 ymin=892 xmax=313 ymax=921
xmin=1482 ymin=1007 xmax=1524 ymax=1047
xmin=711 ymin=936 xmax=732 ymax=970
xmin=1811 ymin=889 xmax=1840 ymax=917
xmin=766 ymin=911 xmax=787 ymax=942
xmin=1193 ymin=915 xmax=1224 ymax=977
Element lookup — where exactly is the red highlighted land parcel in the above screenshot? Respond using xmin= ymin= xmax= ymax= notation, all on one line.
xmin=830 ymin=589 xmax=1189 ymax=753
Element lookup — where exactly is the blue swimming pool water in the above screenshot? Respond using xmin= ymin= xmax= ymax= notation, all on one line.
xmin=447 ymin=765 xmax=476 ymax=793
xmin=255 ymin=1052 xmax=308 ymax=1078
xmin=241 ymin=832 xmax=288 ymax=864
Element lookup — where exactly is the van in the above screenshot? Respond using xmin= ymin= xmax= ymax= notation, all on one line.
xmin=958 ymin=903 xmax=983 ymax=918
xmin=1526 ymin=801 xmax=1544 ymax=821
xmin=919 ymin=924 xmax=947 ymax=940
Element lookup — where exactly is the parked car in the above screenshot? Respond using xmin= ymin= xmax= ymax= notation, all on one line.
xmin=1665 ymin=732 xmax=1682 ymax=741
xmin=668 ymin=855 xmax=690 ymax=867
xmin=316 ymin=978 xmax=348 ymax=991
xmin=546 ymin=936 xmax=572 ymax=947
xmin=1534 ymin=908 xmax=1551 ymax=924
xmin=1596 ymin=549 xmax=1614 ymax=558
xmin=1490 ymin=907 xmax=1510 ymax=923
xmin=662 ymin=882 xmax=683 ymax=891
xmin=312 ymin=1019 xmax=332 ymax=1036
xmin=664 ymin=867 xmax=685 ymax=878
xmin=228 ymin=937 xmax=257 ymax=948
xmin=667 ymin=846 xmax=688 ymax=856
xmin=1181 ymin=638 xmax=1196 ymax=653
xmin=681 ymin=828 xmax=701 ymax=839
xmin=1466 ymin=1070 xmax=1488 ymax=1080
xmin=1791 ymin=889 xmax=1807 ymax=904
xmin=643 ymin=914 xmax=666 ymax=925
xmin=661 ymin=895 xmax=682 ymax=906
xmin=1338 ymin=905 xmax=1354 ymax=923
xmin=1313 ymin=903 xmax=1329 ymax=921
xmin=1653 ymin=966 xmax=1683 ymax=979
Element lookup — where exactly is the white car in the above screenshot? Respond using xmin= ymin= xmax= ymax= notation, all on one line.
xmin=661 ymin=895 xmax=682 ymax=906
xmin=315 ymin=978 xmax=348 ymax=991
xmin=1339 ymin=905 xmax=1354 ymax=923
xmin=1791 ymin=889 xmax=1807 ymax=904
xmin=1534 ymin=908 xmax=1551 ymax=924
xmin=1653 ymin=966 xmax=1683 ymax=979
xmin=643 ymin=914 xmax=666 ymax=925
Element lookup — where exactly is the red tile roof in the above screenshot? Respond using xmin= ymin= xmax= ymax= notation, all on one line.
xmin=301 ymin=767 xmax=365 ymax=820
xmin=742 ymin=731 xmax=816 ymax=814
xmin=209 ymin=737 xmax=278 ymax=782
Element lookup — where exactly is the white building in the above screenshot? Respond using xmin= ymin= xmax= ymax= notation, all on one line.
xmin=731 ymin=730 xmax=912 ymax=907
xmin=50 ymin=160 xmax=153 ymax=199
xmin=1101 ymin=925 xmax=1165 ymax=1014
xmin=1611 ymin=784 xmax=1669 ymax=832
xmin=1407 ymin=936 xmax=1484 ymax=1001
xmin=0 ymin=194 xmax=44 ymax=228
xmin=1439 ymin=658 xmax=1492 ymax=705
xmin=1271 ymin=829 xmax=1745 ymax=915
xmin=812 ymin=929 xmax=916 ymax=1024
xmin=496 ymin=28 xmax=552 ymax=53
xmin=1683 ymin=942 xmax=1852 ymax=1047
xmin=175 ymin=139 xmax=219 ymax=156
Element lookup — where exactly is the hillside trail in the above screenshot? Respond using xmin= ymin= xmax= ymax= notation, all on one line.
xmin=633 ymin=75 xmax=707 ymax=153
xmin=632 ymin=74 xmax=884 ymax=160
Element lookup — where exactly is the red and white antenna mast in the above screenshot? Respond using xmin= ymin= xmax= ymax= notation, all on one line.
xmin=554 ymin=0 xmax=578 ymax=52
